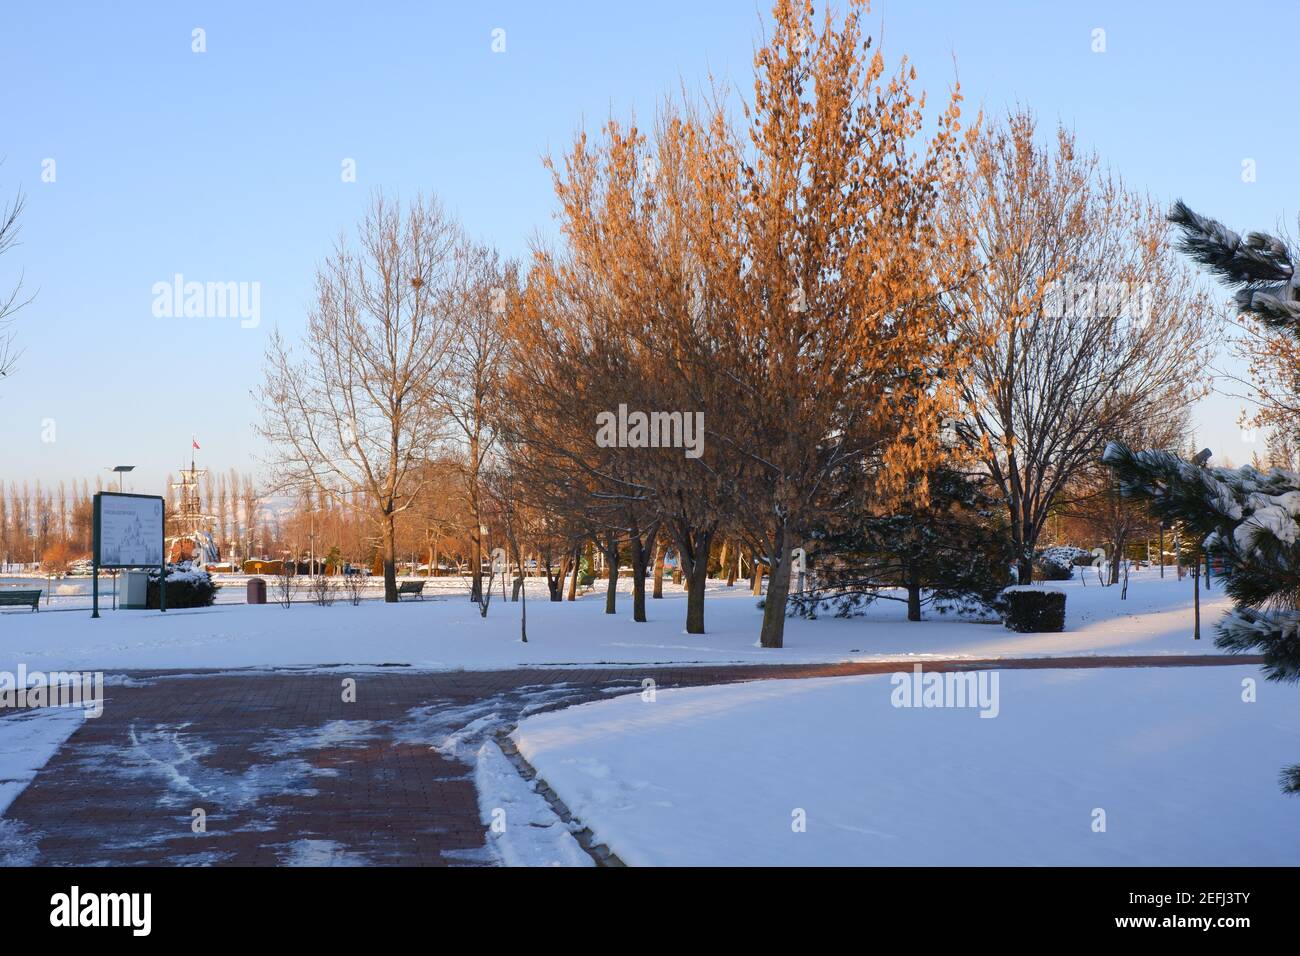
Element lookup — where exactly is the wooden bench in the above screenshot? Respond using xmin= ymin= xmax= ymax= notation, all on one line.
xmin=0 ymin=589 xmax=41 ymax=612
xmin=397 ymin=580 xmax=426 ymax=601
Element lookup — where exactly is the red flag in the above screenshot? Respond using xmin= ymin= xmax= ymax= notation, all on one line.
xmin=192 ymin=438 xmax=200 ymax=450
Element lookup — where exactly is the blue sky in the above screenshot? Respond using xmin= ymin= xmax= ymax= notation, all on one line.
xmin=0 ymin=0 xmax=1293 ymax=494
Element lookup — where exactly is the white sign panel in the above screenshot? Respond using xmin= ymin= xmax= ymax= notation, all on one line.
xmin=99 ymin=494 xmax=163 ymax=567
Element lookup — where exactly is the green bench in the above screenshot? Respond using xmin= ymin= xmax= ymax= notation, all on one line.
xmin=397 ymin=580 xmax=426 ymax=601
xmin=0 ymin=589 xmax=41 ymax=612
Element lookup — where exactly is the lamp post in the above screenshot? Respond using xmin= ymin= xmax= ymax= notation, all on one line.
xmin=111 ymin=465 xmax=135 ymax=493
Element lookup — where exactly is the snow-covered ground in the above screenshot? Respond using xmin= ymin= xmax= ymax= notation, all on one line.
xmin=513 ymin=663 xmax=1300 ymax=865
xmin=0 ymin=573 xmax=462 ymax=610
xmin=0 ymin=569 xmax=1233 ymax=673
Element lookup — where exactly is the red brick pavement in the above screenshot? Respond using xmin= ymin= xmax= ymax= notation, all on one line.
xmin=0 ymin=654 xmax=1263 ymax=866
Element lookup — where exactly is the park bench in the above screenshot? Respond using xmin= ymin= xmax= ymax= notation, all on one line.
xmin=0 ymin=589 xmax=41 ymax=612
xmin=397 ymin=580 xmax=426 ymax=601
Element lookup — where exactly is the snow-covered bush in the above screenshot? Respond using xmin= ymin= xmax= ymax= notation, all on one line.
xmin=146 ymin=562 xmax=218 ymax=609
xmin=1033 ymin=546 xmax=1089 ymax=580
xmin=1000 ymin=586 xmax=1066 ymax=633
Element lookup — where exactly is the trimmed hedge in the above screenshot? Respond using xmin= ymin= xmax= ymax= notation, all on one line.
xmin=1001 ymin=587 xmax=1066 ymax=633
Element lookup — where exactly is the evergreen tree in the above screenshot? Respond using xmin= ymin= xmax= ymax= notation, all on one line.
xmin=1105 ymin=200 xmax=1300 ymax=792
xmin=790 ymin=466 xmax=1012 ymax=622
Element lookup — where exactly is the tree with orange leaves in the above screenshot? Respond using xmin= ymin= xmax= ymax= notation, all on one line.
xmin=689 ymin=0 xmax=976 ymax=647
xmin=504 ymin=0 xmax=975 ymax=647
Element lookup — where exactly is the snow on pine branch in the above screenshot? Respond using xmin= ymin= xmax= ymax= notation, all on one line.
xmin=1169 ymin=199 xmax=1300 ymax=336
xmin=1104 ymin=440 xmax=1300 ymax=682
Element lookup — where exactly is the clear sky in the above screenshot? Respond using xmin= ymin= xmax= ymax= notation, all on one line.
xmin=0 ymin=0 xmax=1293 ymax=496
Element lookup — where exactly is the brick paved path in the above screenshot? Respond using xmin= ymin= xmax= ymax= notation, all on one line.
xmin=0 ymin=654 xmax=1261 ymax=866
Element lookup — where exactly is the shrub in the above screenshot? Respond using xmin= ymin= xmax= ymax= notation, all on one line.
xmin=343 ymin=572 xmax=365 ymax=606
xmin=1033 ymin=557 xmax=1074 ymax=581
xmin=310 ymin=574 xmax=336 ymax=607
xmin=1000 ymin=586 xmax=1066 ymax=632
xmin=1033 ymin=546 xmax=1086 ymax=581
xmin=146 ymin=562 xmax=218 ymax=609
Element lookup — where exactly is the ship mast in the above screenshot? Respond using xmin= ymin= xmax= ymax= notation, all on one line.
xmin=168 ymin=443 xmax=216 ymax=562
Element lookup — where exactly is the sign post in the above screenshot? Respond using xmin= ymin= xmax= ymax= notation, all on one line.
xmin=91 ymin=492 xmax=166 ymax=619
xmin=91 ymin=494 xmax=101 ymax=619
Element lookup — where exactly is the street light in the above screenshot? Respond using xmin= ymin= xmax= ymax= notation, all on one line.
xmin=111 ymin=465 xmax=135 ymax=493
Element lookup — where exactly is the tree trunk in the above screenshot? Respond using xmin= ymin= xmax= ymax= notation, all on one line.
xmin=725 ymin=543 xmax=738 ymax=587
xmin=652 ymin=541 xmax=665 ymax=599
xmin=751 ymin=557 xmax=763 ymax=596
xmin=1014 ymin=497 xmax=1048 ymax=586
xmin=469 ymin=429 xmax=483 ymax=602
xmin=1007 ymin=489 xmax=1033 ymax=585
xmin=759 ymin=532 xmax=794 ymax=648
xmin=603 ymin=532 xmax=619 ymax=615
xmin=681 ymin=528 xmax=715 ymax=634
xmin=630 ymin=532 xmax=652 ymax=623
xmin=567 ymin=545 xmax=580 ymax=600
xmin=510 ymin=541 xmax=523 ymax=601
xmin=549 ymin=554 xmax=567 ymax=601
xmin=382 ymin=512 xmax=398 ymax=602
xmin=1109 ymin=535 xmax=1126 ymax=585
xmin=470 ymin=529 xmax=483 ymax=603
xmin=1015 ymin=555 xmax=1033 ymax=586
xmin=906 ymin=563 xmax=922 ymax=622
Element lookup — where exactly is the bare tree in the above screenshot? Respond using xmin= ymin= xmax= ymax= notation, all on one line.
xmin=1058 ymin=405 xmax=1191 ymax=585
xmin=343 ymin=569 xmax=365 ymax=606
xmin=240 ymin=475 xmax=260 ymax=561
xmin=948 ymin=112 xmax=1218 ymax=582
xmin=440 ymin=243 xmax=513 ymax=603
xmin=309 ymin=571 xmax=336 ymax=606
xmin=0 ymin=179 xmax=32 ymax=384
xmin=273 ymin=559 xmax=297 ymax=608
xmin=257 ymin=193 xmax=460 ymax=601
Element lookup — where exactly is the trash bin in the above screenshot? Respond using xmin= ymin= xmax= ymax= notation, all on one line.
xmin=247 ymin=577 xmax=267 ymax=605
xmin=121 ymin=570 xmax=149 ymax=609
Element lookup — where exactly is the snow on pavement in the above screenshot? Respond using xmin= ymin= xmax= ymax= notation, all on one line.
xmin=513 ymin=663 xmax=1300 ymax=865
xmin=0 ymin=570 xmax=1234 ymax=673
xmin=0 ymin=707 xmax=85 ymax=865
xmin=0 ymin=708 xmax=84 ymax=815
xmin=89 ymin=682 xmax=596 ymax=867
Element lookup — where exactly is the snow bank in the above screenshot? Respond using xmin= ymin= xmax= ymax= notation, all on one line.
xmin=473 ymin=740 xmax=592 ymax=867
xmin=514 ymin=664 xmax=1300 ymax=865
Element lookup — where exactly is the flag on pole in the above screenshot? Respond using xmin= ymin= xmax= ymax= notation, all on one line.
xmin=192 ymin=438 xmax=200 ymax=450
